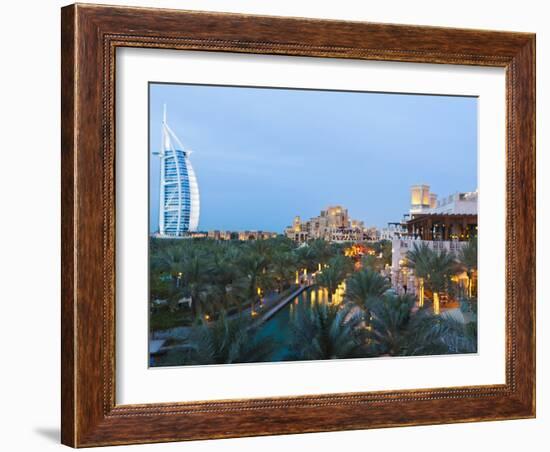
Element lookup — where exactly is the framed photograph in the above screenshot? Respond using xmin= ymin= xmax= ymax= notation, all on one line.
xmin=61 ymin=3 xmax=536 ymax=447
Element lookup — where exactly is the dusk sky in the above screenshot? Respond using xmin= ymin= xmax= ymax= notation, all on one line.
xmin=149 ymin=83 xmax=477 ymax=233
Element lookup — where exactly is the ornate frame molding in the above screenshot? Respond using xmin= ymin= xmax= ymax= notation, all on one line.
xmin=62 ymin=4 xmax=535 ymax=447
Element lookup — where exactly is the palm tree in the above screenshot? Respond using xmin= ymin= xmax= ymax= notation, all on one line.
xmin=405 ymin=243 xmax=456 ymax=314
xmin=316 ymin=256 xmax=348 ymax=302
xmin=365 ymin=294 xmax=415 ymax=355
xmin=149 ymin=269 xmax=181 ymax=312
xmin=152 ymin=241 xmax=188 ymax=278
xmin=437 ymin=316 xmax=477 ymax=354
xmin=427 ymin=248 xmax=457 ymax=314
xmin=186 ymin=313 xmax=277 ymax=364
xmin=346 ymin=269 xmax=391 ymax=310
xmin=247 ymin=239 xmax=274 ymax=263
xmin=287 ymin=301 xmax=365 ymax=360
xmin=360 ymin=254 xmax=384 ymax=273
xmin=210 ymin=246 xmax=240 ymax=311
xmin=370 ymin=240 xmax=392 ymax=267
xmin=236 ymin=252 xmax=269 ymax=312
xmin=363 ymin=293 xmax=477 ymax=356
xmin=403 ymin=309 xmax=477 ymax=355
xmin=404 ymin=242 xmax=431 ymax=308
xmin=380 ymin=240 xmax=393 ymax=267
xmin=309 ymin=239 xmax=335 ymax=267
xmin=294 ymin=244 xmax=318 ymax=274
xmin=179 ymin=252 xmax=211 ymax=319
xmin=270 ymin=250 xmax=296 ymax=292
xmin=457 ymin=239 xmax=477 ymax=298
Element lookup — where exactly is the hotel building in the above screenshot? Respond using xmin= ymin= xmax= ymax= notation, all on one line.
xmin=285 ymin=206 xmax=377 ymax=243
xmin=207 ymin=230 xmax=278 ymax=241
xmin=154 ymin=106 xmax=200 ymax=236
xmin=406 ymin=188 xmax=477 ymax=241
xmin=386 ymin=185 xmax=478 ymax=242
xmin=390 ymin=184 xmax=478 ymax=305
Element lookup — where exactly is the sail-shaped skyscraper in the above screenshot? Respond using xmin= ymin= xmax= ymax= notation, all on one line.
xmin=154 ymin=106 xmax=200 ymax=235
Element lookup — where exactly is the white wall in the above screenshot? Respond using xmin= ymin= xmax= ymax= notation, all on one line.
xmin=0 ymin=1 xmax=546 ymax=451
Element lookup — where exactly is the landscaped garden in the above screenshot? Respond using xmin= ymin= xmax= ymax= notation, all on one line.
xmin=149 ymin=236 xmax=477 ymax=367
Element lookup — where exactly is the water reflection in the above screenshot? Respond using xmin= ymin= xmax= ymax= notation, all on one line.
xmin=306 ymin=281 xmax=347 ymax=306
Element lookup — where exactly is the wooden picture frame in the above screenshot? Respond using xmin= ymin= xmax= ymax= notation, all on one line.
xmin=61 ymin=3 xmax=535 ymax=447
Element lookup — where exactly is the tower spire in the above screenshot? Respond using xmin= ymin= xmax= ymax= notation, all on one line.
xmin=163 ymin=103 xmax=167 ymax=124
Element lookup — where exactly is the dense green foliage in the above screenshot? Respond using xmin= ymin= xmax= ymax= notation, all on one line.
xmin=150 ymin=237 xmax=478 ymax=366
xmin=405 ymin=242 xmax=458 ymax=299
xmin=346 ymin=269 xmax=391 ymax=308
xmin=184 ymin=313 xmax=278 ymax=365
xmin=364 ymin=294 xmax=477 ymax=356
xmin=315 ymin=255 xmax=353 ymax=302
xmin=457 ymin=239 xmax=478 ymax=297
xmin=149 ymin=236 xmax=347 ymax=328
xmin=287 ymin=302 xmax=365 ymax=360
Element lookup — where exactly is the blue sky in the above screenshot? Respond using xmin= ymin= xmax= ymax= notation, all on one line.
xmin=149 ymin=83 xmax=477 ymax=232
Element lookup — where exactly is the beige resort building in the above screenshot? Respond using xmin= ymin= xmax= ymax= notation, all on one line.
xmin=285 ymin=205 xmax=378 ymax=243
xmin=389 ymin=184 xmax=478 ymax=313
xmin=206 ymin=230 xmax=278 ymax=241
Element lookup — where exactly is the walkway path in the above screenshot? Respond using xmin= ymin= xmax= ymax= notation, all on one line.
xmin=150 ymin=284 xmax=309 ymax=341
xmin=251 ymin=285 xmax=309 ymax=328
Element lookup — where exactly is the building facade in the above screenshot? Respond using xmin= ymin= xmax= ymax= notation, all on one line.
xmin=425 ymin=191 xmax=478 ymax=215
xmin=206 ymin=230 xmax=278 ymax=241
xmin=406 ymin=185 xmax=478 ymax=241
xmin=285 ymin=205 xmax=377 ymax=243
xmin=406 ymin=213 xmax=477 ymax=241
xmin=390 ymin=237 xmax=470 ymax=296
xmin=387 ymin=184 xmax=478 ymax=312
xmin=155 ymin=106 xmax=200 ymax=236
xmin=409 ymin=184 xmax=477 ymax=217
xmin=386 ymin=185 xmax=478 ymax=241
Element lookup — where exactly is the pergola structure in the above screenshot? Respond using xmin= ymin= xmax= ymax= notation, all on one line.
xmin=406 ymin=213 xmax=477 ymax=241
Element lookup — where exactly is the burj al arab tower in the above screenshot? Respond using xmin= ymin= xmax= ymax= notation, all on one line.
xmin=154 ymin=106 xmax=200 ymax=236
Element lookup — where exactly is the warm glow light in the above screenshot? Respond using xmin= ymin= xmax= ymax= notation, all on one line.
xmin=433 ymin=292 xmax=440 ymax=315
xmin=344 ymin=243 xmax=374 ymax=258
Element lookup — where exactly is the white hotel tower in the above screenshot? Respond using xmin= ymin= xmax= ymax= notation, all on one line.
xmin=154 ymin=106 xmax=200 ymax=236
